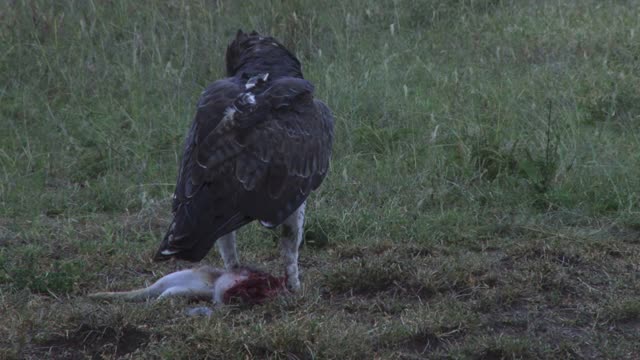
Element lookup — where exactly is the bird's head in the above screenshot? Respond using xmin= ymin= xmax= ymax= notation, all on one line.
xmin=225 ymin=30 xmax=303 ymax=79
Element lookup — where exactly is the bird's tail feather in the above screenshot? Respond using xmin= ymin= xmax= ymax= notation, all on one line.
xmin=153 ymin=197 xmax=253 ymax=263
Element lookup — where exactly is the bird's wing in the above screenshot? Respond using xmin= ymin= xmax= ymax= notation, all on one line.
xmin=203 ymin=76 xmax=334 ymax=224
xmin=171 ymin=79 xmax=243 ymax=207
xmin=155 ymin=79 xmax=253 ymax=261
xmin=154 ymin=76 xmax=334 ymax=261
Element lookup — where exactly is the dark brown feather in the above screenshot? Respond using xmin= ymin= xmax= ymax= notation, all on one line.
xmin=154 ymin=31 xmax=333 ymax=262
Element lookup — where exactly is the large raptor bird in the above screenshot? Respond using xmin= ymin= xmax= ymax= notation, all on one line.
xmin=153 ymin=30 xmax=334 ymax=291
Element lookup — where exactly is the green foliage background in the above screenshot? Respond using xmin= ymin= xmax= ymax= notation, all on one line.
xmin=1 ymin=1 xmax=640 ymax=358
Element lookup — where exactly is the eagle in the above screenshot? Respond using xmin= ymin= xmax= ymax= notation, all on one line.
xmin=153 ymin=30 xmax=334 ymax=291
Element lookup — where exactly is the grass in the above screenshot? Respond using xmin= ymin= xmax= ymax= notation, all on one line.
xmin=1 ymin=0 xmax=640 ymax=358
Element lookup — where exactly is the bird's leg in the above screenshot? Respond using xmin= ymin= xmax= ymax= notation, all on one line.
xmin=279 ymin=202 xmax=306 ymax=291
xmin=216 ymin=231 xmax=239 ymax=270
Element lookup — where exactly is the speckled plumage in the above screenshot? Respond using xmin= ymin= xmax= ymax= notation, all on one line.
xmin=153 ymin=30 xmax=334 ymax=282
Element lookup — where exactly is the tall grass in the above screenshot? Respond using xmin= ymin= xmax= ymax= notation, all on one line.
xmin=1 ymin=0 xmax=640 ymax=358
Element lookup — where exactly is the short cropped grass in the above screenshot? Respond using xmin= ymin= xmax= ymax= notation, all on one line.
xmin=1 ymin=0 xmax=640 ymax=358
